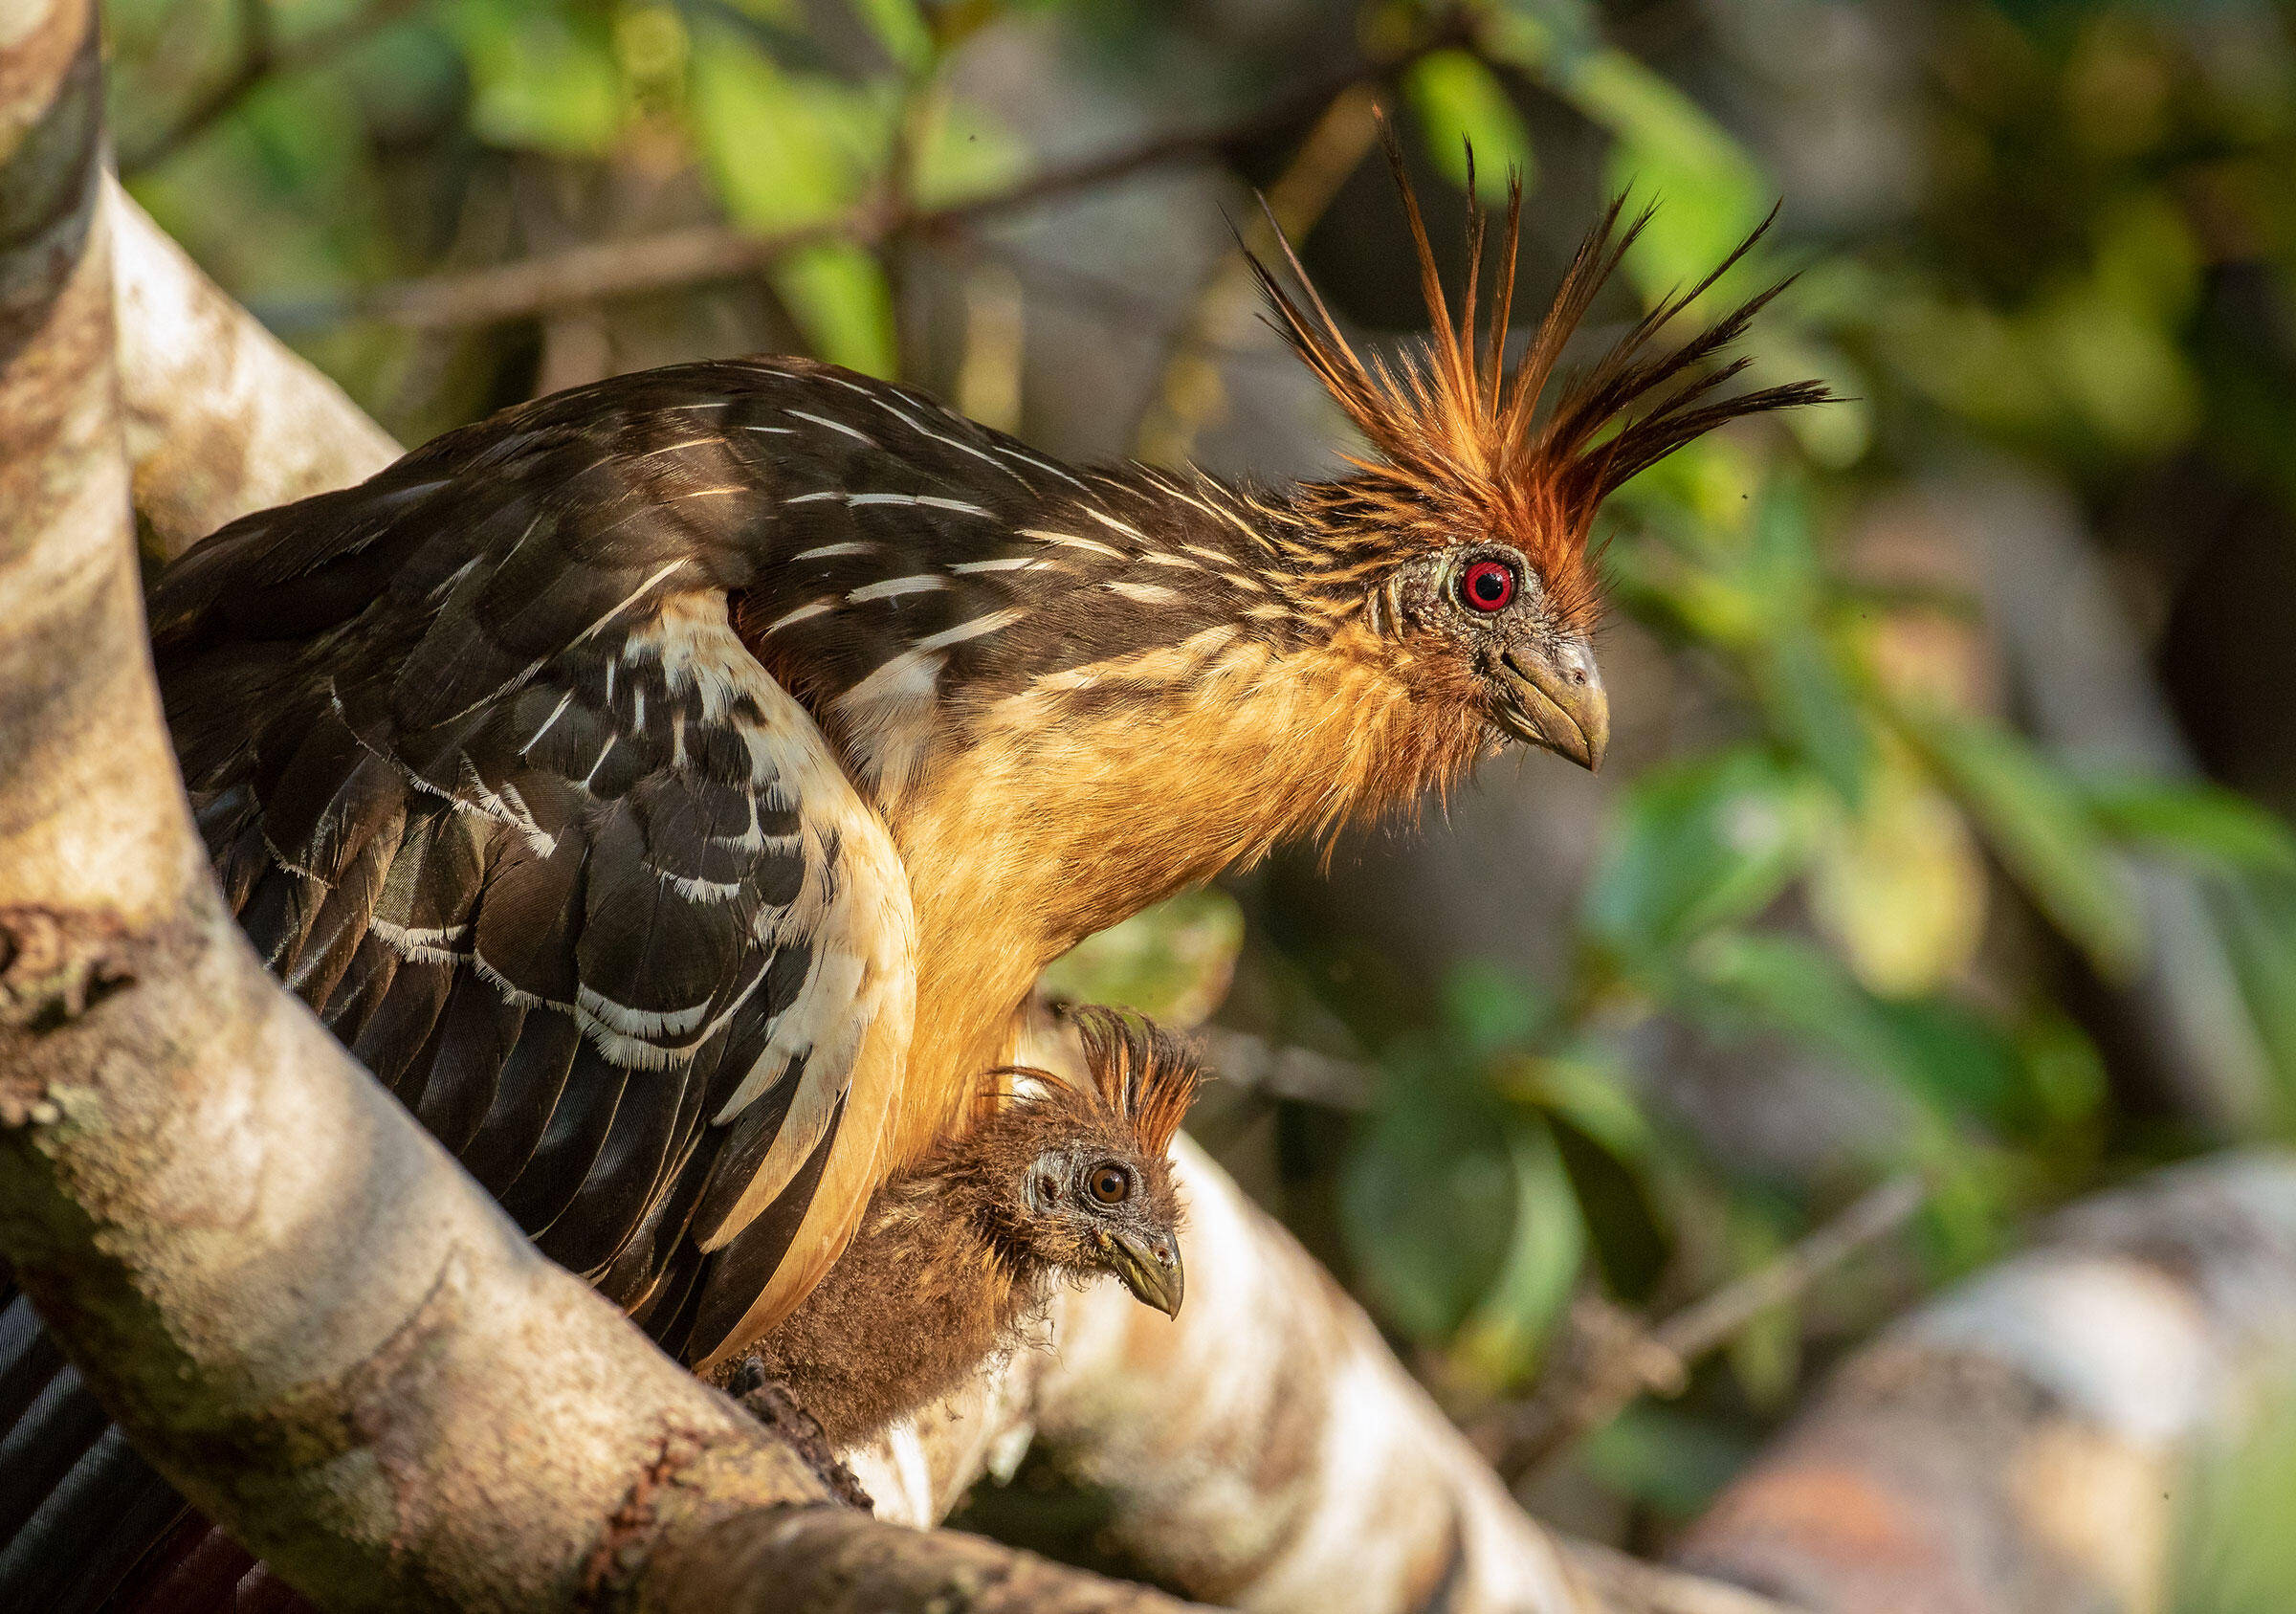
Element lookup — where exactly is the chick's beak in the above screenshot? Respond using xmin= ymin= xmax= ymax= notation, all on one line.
xmin=1498 ymin=640 xmax=1609 ymax=772
xmin=1098 ymin=1227 xmax=1184 ymax=1318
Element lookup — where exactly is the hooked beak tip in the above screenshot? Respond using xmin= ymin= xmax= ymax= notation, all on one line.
xmin=1104 ymin=1229 xmax=1184 ymax=1318
xmin=1499 ymin=649 xmax=1609 ymax=773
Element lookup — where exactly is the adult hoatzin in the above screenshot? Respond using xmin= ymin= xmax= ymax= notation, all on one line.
xmin=0 ymin=155 xmax=1822 ymax=1610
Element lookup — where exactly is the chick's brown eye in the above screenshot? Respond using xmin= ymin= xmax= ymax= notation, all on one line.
xmin=1088 ymin=1164 xmax=1132 ymax=1205
xmin=1461 ymin=560 xmax=1517 ymax=612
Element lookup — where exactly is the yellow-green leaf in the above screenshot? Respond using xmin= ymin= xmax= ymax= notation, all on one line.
xmin=774 ymin=242 xmax=897 ymax=376
xmin=1403 ymin=50 xmax=1536 ymax=200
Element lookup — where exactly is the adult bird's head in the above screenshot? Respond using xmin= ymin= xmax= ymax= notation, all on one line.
xmin=971 ymin=1006 xmax=1201 ymax=1317
xmin=1238 ymin=135 xmax=1832 ymax=775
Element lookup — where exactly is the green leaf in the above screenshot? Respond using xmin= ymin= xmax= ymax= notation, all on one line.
xmin=688 ymin=26 xmax=887 ymax=232
xmin=1512 ymin=1050 xmax=1653 ymax=1164
xmin=2085 ymin=776 xmax=2296 ymax=876
xmin=1688 ymin=933 xmax=1934 ymax=1101
xmin=1440 ymin=959 xmax=1549 ymax=1056
xmin=1041 ymin=889 xmax=1245 ymax=1027
xmin=1759 ymin=628 xmax=1872 ymax=807
xmin=1341 ymin=1057 xmax=1517 ymax=1341
xmin=1896 ymin=704 xmax=2144 ymax=979
xmin=1561 ymin=50 xmax=1768 ymax=301
xmin=909 ymin=93 xmax=1027 ymax=209
xmin=845 ymin=0 xmax=933 ymax=72
xmin=1722 ymin=1207 xmax=1799 ymax=1409
xmin=1578 ymin=1404 xmax=1752 ymax=1519
xmin=2171 ymin=1369 xmax=2296 ymax=1614
xmin=1691 ymin=931 xmax=2089 ymax=1144
xmin=773 ymin=241 xmax=897 ymax=376
xmin=448 ymin=0 xmax=625 ymax=157
xmin=1452 ymin=1118 xmax=1587 ymax=1385
xmin=1582 ymin=748 xmax=1820 ymax=962
xmin=1403 ymin=50 xmax=1536 ymax=200
xmin=2210 ymin=877 xmax=2296 ymax=1113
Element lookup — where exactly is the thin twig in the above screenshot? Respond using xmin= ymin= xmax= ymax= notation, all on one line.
xmin=1651 ymin=1175 xmax=1927 ymax=1365
xmin=117 ymin=0 xmax=423 ymax=178
xmin=320 ymin=33 xmax=1463 ymax=333
xmin=1192 ymin=1026 xmax=1377 ymax=1110
xmin=1486 ymin=1175 xmax=1927 ymax=1482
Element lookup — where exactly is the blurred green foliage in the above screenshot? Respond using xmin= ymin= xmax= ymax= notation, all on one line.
xmin=2173 ymin=1364 xmax=2296 ymax=1614
xmin=105 ymin=0 xmax=2296 ymax=1586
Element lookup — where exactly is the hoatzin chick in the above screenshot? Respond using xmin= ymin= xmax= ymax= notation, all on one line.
xmin=0 ymin=142 xmax=1825 ymax=1613
xmin=733 ymin=1007 xmax=1197 ymax=1449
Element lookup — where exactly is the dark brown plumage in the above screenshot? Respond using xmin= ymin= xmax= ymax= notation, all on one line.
xmin=720 ymin=1008 xmax=1199 ymax=1449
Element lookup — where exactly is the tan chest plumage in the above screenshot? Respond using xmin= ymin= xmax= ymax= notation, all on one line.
xmin=881 ymin=626 xmax=1481 ymax=1169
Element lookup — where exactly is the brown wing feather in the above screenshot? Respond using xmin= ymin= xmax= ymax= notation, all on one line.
xmin=152 ymin=363 xmax=932 ymax=1359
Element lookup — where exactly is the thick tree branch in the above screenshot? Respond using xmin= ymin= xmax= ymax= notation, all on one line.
xmin=107 ymin=177 xmax=398 ymax=559
xmin=1677 ymin=1152 xmax=2296 ymax=1613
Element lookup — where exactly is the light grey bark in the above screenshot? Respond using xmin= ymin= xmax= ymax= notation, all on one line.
xmin=1676 ymin=1151 xmax=2296 ymax=1613
xmin=107 ymin=177 xmax=401 ymax=558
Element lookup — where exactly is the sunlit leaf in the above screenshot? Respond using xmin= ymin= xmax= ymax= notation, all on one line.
xmin=1809 ymin=763 xmax=1987 ymax=997
xmin=1042 ymin=889 xmax=1245 ymax=1028
xmin=1895 ymin=703 xmax=2144 ymax=979
xmin=773 ymin=241 xmax=897 ymax=376
xmin=910 ymin=92 xmax=1028 ymax=209
xmin=688 ymin=25 xmax=888 ymax=231
xmin=1403 ymin=49 xmax=1535 ymax=201
xmin=1510 ymin=1050 xmax=1653 ymax=1164
xmin=846 ymin=0 xmax=933 ymax=72
xmin=2172 ymin=1366 xmax=2296 ymax=1614
xmin=1567 ymin=50 xmax=1769 ymax=301
xmin=1723 ymin=1207 xmax=1799 ymax=1409
xmin=448 ymin=0 xmax=625 ymax=156
xmin=1479 ymin=4 xmax=1765 ymax=298
xmin=1452 ymin=1118 xmax=1587 ymax=1385
xmin=2036 ymin=282 xmax=2199 ymax=451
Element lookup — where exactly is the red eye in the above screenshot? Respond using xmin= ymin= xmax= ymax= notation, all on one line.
xmin=1460 ymin=560 xmax=1517 ymax=612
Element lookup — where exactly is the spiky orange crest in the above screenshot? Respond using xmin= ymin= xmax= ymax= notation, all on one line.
xmin=1247 ymin=128 xmax=1831 ymax=633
